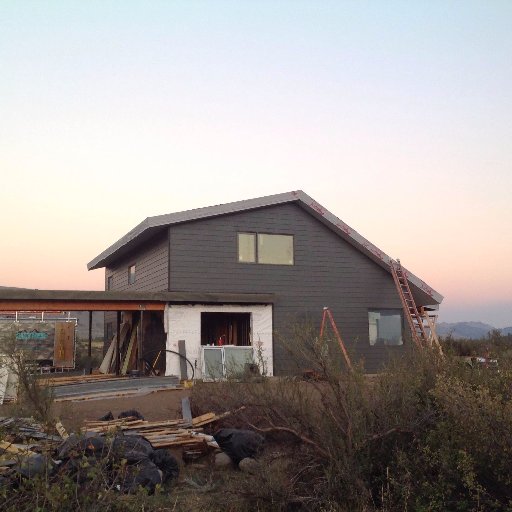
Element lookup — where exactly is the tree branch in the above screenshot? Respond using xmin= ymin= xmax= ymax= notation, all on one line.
xmin=248 ymin=422 xmax=330 ymax=459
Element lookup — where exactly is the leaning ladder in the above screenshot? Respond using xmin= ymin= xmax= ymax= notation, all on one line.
xmin=320 ymin=307 xmax=353 ymax=372
xmin=389 ymin=260 xmax=430 ymax=349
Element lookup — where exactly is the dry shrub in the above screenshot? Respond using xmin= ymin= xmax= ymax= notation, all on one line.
xmin=192 ymin=323 xmax=512 ymax=511
xmin=0 ymin=331 xmax=55 ymax=425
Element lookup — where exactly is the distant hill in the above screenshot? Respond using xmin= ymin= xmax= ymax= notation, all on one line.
xmin=437 ymin=321 xmax=512 ymax=339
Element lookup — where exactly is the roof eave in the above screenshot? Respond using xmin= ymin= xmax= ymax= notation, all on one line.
xmin=293 ymin=191 xmax=443 ymax=304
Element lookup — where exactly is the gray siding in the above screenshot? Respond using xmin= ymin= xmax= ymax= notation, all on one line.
xmin=104 ymin=232 xmax=168 ymax=341
xmin=168 ymin=203 xmax=409 ymax=374
xmin=105 ymin=232 xmax=169 ymax=292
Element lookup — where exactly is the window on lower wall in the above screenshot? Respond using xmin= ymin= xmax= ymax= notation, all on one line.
xmin=238 ymin=233 xmax=294 ymax=265
xmin=201 ymin=312 xmax=251 ymax=346
xmin=368 ymin=310 xmax=403 ymax=346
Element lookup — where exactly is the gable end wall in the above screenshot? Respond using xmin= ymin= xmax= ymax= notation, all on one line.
xmin=168 ymin=203 xmax=410 ymax=374
xmin=104 ymin=231 xmax=169 ymax=292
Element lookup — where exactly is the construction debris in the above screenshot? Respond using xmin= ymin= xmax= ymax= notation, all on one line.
xmin=82 ymin=415 xmax=218 ymax=450
xmin=37 ymin=373 xmax=122 ymax=386
xmin=48 ymin=375 xmax=182 ymax=402
xmin=0 ymin=407 xmax=247 ymax=494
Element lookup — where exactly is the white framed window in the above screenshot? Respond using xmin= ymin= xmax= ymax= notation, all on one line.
xmin=369 ymin=309 xmax=403 ymax=346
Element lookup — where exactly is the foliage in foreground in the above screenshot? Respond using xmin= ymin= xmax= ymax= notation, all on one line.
xmin=192 ymin=326 xmax=512 ymax=511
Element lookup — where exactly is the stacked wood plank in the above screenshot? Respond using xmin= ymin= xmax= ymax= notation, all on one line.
xmin=99 ymin=320 xmax=141 ymax=375
xmin=82 ymin=411 xmax=229 ymax=449
xmin=49 ymin=375 xmax=181 ymax=402
xmin=37 ymin=373 xmax=122 ymax=387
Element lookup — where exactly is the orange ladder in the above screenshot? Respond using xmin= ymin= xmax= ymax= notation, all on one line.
xmin=389 ymin=260 xmax=429 ymax=349
xmin=320 ymin=307 xmax=353 ymax=372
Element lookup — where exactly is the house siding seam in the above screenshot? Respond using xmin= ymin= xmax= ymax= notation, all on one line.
xmin=167 ymin=202 xmax=410 ymax=374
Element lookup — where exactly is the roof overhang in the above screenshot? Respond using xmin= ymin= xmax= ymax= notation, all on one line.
xmin=0 ymin=289 xmax=275 ymax=312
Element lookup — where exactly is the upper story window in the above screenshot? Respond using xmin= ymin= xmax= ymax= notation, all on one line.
xmin=368 ymin=309 xmax=403 ymax=346
xmin=107 ymin=276 xmax=113 ymax=290
xmin=238 ymin=233 xmax=294 ymax=265
xmin=128 ymin=264 xmax=136 ymax=285
xmin=238 ymin=233 xmax=256 ymax=263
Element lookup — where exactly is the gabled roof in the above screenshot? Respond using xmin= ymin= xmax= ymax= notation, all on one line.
xmin=87 ymin=190 xmax=443 ymax=304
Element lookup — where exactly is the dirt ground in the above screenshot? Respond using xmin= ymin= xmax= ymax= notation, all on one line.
xmin=0 ymin=388 xmax=191 ymax=433
xmin=53 ymin=388 xmax=192 ymax=431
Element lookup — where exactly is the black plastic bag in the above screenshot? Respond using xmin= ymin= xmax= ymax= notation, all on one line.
xmin=213 ymin=429 xmax=264 ymax=464
xmin=112 ymin=434 xmax=154 ymax=464
xmin=118 ymin=459 xmax=163 ymax=494
xmin=118 ymin=410 xmax=145 ymax=420
xmin=151 ymin=449 xmax=180 ymax=482
xmin=58 ymin=433 xmax=109 ymax=460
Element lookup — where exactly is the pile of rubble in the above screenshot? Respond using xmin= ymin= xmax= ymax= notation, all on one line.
xmin=0 ymin=408 xmax=264 ymax=494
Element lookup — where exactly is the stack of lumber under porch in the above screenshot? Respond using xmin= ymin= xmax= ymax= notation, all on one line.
xmin=38 ymin=373 xmax=122 ymax=387
xmin=82 ymin=412 xmax=223 ymax=449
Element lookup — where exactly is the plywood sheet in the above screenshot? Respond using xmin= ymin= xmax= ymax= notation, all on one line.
xmin=53 ymin=322 xmax=75 ymax=367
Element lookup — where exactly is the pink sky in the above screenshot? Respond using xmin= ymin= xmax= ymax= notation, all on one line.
xmin=1 ymin=2 xmax=511 ymax=327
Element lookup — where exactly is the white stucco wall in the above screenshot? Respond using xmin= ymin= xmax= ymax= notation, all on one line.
xmin=165 ymin=304 xmax=273 ymax=378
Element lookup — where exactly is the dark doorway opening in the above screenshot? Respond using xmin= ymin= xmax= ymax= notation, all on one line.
xmin=201 ymin=312 xmax=251 ymax=346
xmin=142 ymin=311 xmax=167 ymax=374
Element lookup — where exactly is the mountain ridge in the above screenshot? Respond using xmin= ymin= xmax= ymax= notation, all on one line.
xmin=437 ymin=321 xmax=512 ymax=339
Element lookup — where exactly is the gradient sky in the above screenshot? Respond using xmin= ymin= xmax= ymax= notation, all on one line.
xmin=1 ymin=1 xmax=511 ymax=327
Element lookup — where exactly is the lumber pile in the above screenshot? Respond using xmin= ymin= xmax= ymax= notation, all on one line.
xmin=99 ymin=320 xmax=142 ymax=375
xmin=49 ymin=375 xmax=181 ymax=402
xmin=37 ymin=373 xmax=122 ymax=387
xmin=82 ymin=411 xmax=229 ymax=449
xmin=0 ymin=416 xmax=62 ymax=446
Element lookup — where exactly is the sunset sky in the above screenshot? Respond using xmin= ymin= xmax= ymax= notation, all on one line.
xmin=1 ymin=1 xmax=511 ymax=326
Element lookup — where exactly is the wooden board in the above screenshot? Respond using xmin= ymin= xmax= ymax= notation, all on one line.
xmin=0 ymin=361 xmax=9 ymax=405
xmin=121 ymin=322 xmax=138 ymax=375
xmin=4 ymin=371 xmax=18 ymax=402
xmin=99 ymin=338 xmax=116 ymax=374
xmin=53 ymin=322 xmax=75 ymax=367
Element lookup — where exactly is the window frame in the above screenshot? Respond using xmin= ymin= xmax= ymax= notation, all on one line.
xmin=237 ymin=232 xmax=295 ymax=266
xmin=128 ymin=264 xmax=136 ymax=285
xmin=237 ymin=233 xmax=257 ymax=264
xmin=368 ymin=308 xmax=404 ymax=346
